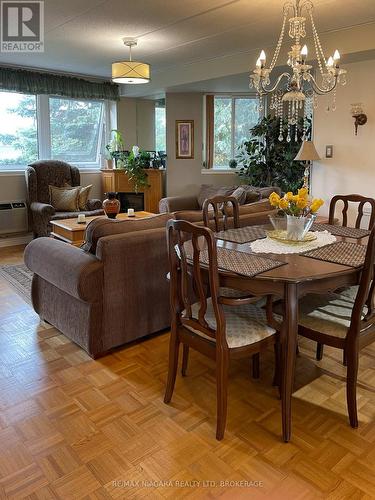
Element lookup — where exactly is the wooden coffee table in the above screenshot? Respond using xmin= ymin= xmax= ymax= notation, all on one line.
xmin=50 ymin=211 xmax=155 ymax=246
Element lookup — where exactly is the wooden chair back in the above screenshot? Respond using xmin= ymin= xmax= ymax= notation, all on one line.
xmin=167 ymin=219 xmax=226 ymax=346
xmin=348 ymin=227 xmax=375 ymax=339
xmin=329 ymin=194 xmax=375 ymax=230
xmin=202 ymin=195 xmax=240 ymax=232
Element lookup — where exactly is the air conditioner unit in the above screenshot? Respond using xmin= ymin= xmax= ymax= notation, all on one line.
xmin=0 ymin=201 xmax=28 ymax=234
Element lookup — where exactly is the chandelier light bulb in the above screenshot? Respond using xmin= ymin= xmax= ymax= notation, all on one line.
xmin=333 ymin=49 xmax=340 ymax=61
xmin=327 ymin=56 xmax=334 ymax=68
xmin=301 ymin=45 xmax=308 ymax=57
xmin=256 ymin=58 xmax=262 ymax=68
xmin=259 ymin=50 xmax=266 ymax=62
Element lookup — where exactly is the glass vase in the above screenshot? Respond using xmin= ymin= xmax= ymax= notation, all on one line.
xmin=268 ymin=214 xmax=287 ymax=231
xmin=286 ymin=214 xmax=316 ymax=241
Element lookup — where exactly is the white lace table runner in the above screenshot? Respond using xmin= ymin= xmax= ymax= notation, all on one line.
xmin=250 ymin=231 xmax=337 ymax=254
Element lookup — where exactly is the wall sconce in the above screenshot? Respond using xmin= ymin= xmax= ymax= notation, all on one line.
xmin=351 ymin=103 xmax=367 ymax=135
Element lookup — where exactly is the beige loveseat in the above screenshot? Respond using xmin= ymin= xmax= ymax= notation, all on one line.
xmin=159 ymin=184 xmax=280 ymax=227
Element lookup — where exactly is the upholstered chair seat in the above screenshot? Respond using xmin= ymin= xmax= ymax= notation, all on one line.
xmin=299 ymin=287 xmax=364 ymax=339
xmin=185 ymin=299 xmax=281 ymax=348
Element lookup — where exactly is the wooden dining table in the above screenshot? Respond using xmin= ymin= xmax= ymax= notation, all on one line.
xmin=187 ymin=226 xmax=366 ymax=442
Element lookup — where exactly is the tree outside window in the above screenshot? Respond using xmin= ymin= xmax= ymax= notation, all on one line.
xmin=213 ymin=96 xmax=259 ymax=169
xmin=0 ymin=91 xmax=105 ymax=170
xmin=0 ymin=92 xmax=38 ymax=168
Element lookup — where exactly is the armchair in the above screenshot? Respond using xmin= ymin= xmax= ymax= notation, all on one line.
xmin=25 ymin=160 xmax=104 ymax=237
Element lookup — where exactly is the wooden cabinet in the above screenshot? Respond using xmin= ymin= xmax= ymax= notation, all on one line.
xmin=101 ymin=169 xmax=164 ymax=214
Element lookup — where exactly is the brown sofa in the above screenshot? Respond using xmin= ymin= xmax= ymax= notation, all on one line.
xmin=159 ymin=184 xmax=280 ymax=227
xmin=24 ymin=213 xmax=173 ymax=358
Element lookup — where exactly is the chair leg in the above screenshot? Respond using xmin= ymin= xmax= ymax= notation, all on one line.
xmin=273 ymin=342 xmax=281 ymax=391
xmin=181 ymin=344 xmax=189 ymax=376
xmin=164 ymin=329 xmax=180 ymax=404
xmin=252 ymin=353 xmax=260 ymax=379
xmin=316 ymin=342 xmax=324 ymax=361
xmin=346 ymin=347 xmax=359 ymax=428
xmin=343 ymin=350 xmax=347 ymax=367
xmin=216 ymin=349 xmax=229 ymax=441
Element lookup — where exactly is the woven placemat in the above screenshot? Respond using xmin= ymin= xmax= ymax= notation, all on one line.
xmin=303 ymin=241 xmax=367 ymax=267
xmin=198 ymin=247 xmax=286 ymax=278
xmin=215 ymin=226 xmax=267 ymax=244
xmin=311 ymin=223 xmax=370 ymax=239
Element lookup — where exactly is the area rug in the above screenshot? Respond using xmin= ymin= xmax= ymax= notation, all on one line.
xmin=0 ymin=264 xmax=32 ymax=305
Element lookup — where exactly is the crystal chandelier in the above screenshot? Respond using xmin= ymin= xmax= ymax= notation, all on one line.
xmin=249 ymin=0 xmax=347 ymax=142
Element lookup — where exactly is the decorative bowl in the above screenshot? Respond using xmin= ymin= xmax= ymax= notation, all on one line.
xmin=266 ymin=229 xmax=317 ymax=244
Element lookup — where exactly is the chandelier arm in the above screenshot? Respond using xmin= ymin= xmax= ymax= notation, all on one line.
xmin=259 ymin=73 xmax=291 ymax=94
xmin=308 ymin=74 xmax=338 ymax=95
xmin=269 ymin=12 xmax=288 ymax=71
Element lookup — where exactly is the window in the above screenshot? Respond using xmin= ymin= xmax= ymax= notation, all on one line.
xmin=155 ymin=103 xmax=166 ymax=152
xmin=0 ymin=91 xmax=108 ymax=171
xmin=50 ymin=97 xmax=103 ymax=164
xmin=213 ymin=95 xmax=259 ymax=169
xmin=0 ymin=91 xmax=38 ymax=168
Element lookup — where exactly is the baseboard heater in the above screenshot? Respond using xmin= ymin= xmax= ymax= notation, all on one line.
xmin=0 ymin=201 xmax=28 ymax=234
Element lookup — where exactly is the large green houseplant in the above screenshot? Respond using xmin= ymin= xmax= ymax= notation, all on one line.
xmin=116 ymin=150 xmax=149 ymax=193
xmin=236 ymin=115 xmax=311 ymax=193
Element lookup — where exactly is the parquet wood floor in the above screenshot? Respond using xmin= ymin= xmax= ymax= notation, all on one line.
xmin=1 ymin=246 xmax=375 ymax=499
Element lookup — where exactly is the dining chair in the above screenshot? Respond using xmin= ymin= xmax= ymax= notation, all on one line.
xmin=329 ymin=194 xmax=375 ymax=230
xmin=315 ymin=194 xmax=375 ymax=361
xmin=297 ymin=226 xmax=375 ymax=428
xmin=164 ymin=219 xmax=281 ymax=440
xmin=202 ymin=195 xmax=240 ymax=232
xmin=202 ymin=194 xmax=262 ymax=376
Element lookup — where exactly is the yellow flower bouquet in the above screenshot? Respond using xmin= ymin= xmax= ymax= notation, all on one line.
xmin=268 ymin=189 xmax=324 ymax=241
xmin=269 ymin=188 xmax=324 ymax=217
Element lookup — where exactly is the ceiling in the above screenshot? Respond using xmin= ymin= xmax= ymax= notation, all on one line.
xmin=1 ymin=0 xmax=375 ymax=93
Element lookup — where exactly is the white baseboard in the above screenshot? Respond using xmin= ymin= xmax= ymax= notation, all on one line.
xmin=0 ymin=233 xmax=33 ymax=248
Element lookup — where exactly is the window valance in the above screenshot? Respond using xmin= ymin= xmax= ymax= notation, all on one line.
xmin=0 ymin=67 xmax=119 ymax=101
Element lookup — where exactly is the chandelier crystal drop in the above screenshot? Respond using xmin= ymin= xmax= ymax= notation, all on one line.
xmin=249 ymin=0 xmax=347 ymax=141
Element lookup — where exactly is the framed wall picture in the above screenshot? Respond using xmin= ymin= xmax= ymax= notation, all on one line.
xmin=176 ymin=120 xmax=194 ymax=159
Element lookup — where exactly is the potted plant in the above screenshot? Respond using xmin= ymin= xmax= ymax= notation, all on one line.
xmin=138 ymin=150 xmax=152 ymax=168
xmin=105 ymin=129 xmax=125 ymax=169
xmin=236 ymin=115 xmax=312 ymax=193
xmin=269 ymin=188 xmax=324 ymax=241
xmin=116 ymin=145 xmax=149 ymax=193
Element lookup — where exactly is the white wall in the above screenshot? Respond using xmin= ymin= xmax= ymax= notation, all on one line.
xmin=166 ymin=92 xmax=238 ymax=197
xmin=116 ymin=97 xmax=155 ymax=150
xmin=312 ymin=59 xmax=375 ymax=226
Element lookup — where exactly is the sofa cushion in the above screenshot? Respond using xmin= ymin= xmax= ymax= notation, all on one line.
xmin=239 ymin=198 xmax=273 ymax=215
xmin=78 ymin=184 xmax=92 ymax=210
xmin=257 ymin=186 xmax=282 ymax=198
xmin=231 ymin=187 xmax=247 ymax=205
xmin=82 ymin=213 xmax=173 ymax=254
xmin=173 ymin=199 xmax=273 ymax=224
xmin=173 ymin=210 xmax=209 ymax=223
xmin=197 ymin=184 xmax=236 ymax=209
xmin=49 ymin=185 xmax=80 ymax=211
xmin=241 ymin=186 xmax=262 ymax=204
